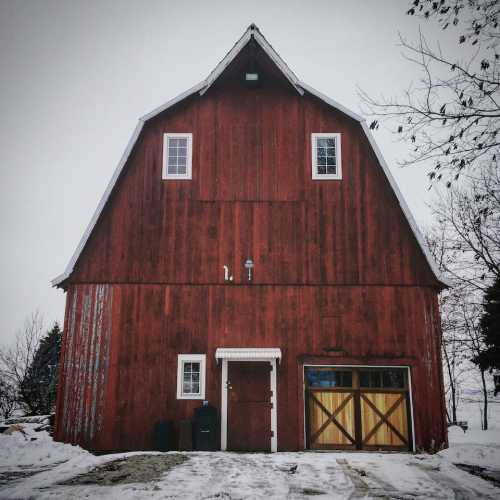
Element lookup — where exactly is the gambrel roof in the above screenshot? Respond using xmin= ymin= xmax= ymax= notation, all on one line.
xmin=53 ymin=24 xmax=448 ymax=288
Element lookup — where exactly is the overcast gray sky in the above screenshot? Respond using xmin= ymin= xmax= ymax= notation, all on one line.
xmin=0 ymin=0 xmax=459 ymax=343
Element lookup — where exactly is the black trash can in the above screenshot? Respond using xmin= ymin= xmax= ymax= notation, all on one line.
xmin=193 ymin=403 xmax=218 ymax=451
xmin=178 ymin=419 xmax=193 ymax=451
xmin=153 ymin=420 xmax=174 ymax=451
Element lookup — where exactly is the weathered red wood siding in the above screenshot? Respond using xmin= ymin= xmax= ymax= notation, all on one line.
xmin=55 ymin=283 xmax=446 ymax=451
xmin=69 ymin=53 xmax=439 ymax=287
xmin=55 ymin=44 xmax=446 ymax=452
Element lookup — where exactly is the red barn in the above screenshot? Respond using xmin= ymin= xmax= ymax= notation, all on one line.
xmin=53 ymin=25 xmax=448 ymax=453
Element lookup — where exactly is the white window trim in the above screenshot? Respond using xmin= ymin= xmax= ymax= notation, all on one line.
xmin=176 ymin=354 xmax=206 ymax=400
xmin=162 ymin=133 xmax=193 ymax=180
xmin=311 ymin=132 xmax=342 ymax=180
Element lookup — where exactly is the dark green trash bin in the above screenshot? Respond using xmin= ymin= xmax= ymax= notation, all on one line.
xmin=153 ymin=420 xmax=174 ymax=451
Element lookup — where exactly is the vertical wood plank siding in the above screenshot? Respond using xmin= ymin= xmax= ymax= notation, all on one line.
xmin=55 ymin=285 xmax=113 ymax=448
xmin=69 ymin=84 xmax=438 ymax=287
xmin=55 ymin=46 xmax=446 ymax=452
xmin=55 ymin=284 xmax=446 ymax=452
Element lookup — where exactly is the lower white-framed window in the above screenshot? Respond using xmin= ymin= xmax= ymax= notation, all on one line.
xmin=162 ymin=133 xmax=193 ymax=180
xmin=311 ymin=133 xmax=342 ymax=180
xmin=176 ymin=354 xmax=206 ymax=400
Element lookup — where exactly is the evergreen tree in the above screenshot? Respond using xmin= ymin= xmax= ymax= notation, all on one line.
xmin=20 ymin=322 xmax=62 ymax=414
xmin=474 ymin=275 xmax=500 ymax=395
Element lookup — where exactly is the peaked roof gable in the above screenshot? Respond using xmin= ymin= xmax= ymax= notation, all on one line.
xmin=52 ymin=24 xmax=448 ymax=288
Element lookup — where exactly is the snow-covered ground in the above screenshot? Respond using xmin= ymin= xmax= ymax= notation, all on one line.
xmin=0 ymin=400 xmax=498 ymax=499
xmin=438 ymin=397 xmax=500 ymax=469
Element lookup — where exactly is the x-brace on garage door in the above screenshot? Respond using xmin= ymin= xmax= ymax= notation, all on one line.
xmin=305 ymin=367 xmax=413 ymax=451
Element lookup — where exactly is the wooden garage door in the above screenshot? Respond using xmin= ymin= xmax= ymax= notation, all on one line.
xmin=305 ymin=367 xmax=412 ymax=451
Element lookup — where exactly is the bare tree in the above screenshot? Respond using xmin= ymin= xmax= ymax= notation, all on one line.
xmin=359 ymin=0 xmax=500 ymax=183
xmin=427 ymin=229 xmax=472 ymax=423
xmin=0 ymin=312 xmax=44 ymax=415
xmin=456 ymin=297 xmax=491 ymax=429
xmin=431 ymin=164 xmax=500 ymax=289
xmin=426 ymin=164 xmax=499 ymax=428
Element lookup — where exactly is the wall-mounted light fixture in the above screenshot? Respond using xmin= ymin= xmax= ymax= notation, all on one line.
xmin=245 ymin=72 xmax=259 ymax=82
xmin=244 ymin=258 xmax=254 ymax=282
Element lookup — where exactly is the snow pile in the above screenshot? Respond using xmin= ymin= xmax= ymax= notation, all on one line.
xmin=437 ymin=398 xmax=500 ymax=469
xmin=0 ymin=423 xmax=88 ymax=470
xmin=439 ymin=424 xmax=500 ymax=468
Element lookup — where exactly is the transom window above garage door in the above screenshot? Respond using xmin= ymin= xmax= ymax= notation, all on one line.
xmin=359 ymin=369 xmax=407 ymax=389
xmin=306 ymin=368 xmax=352 ymax=388
xmin=305 ymin=367 xmax=408 ymax=390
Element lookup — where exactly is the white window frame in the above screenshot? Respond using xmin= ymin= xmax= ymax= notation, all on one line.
xmin=311 ymin=133 xmax=342 ymax=180
xmin=176 ymin=354 xmax=206 ymax=400
xmin=162 ymin=133 xmax=193 ymax=180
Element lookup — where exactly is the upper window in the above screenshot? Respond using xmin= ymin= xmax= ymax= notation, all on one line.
xmin=162 ymin=133 xmax=193 ymax=180
xmin=176 ymin=354 xmax=206 ymax=399
xmin=311 ymin=133 xmax=342 ymax=180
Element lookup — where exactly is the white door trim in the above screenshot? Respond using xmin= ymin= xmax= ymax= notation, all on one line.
xmin=219 ymin=355 xmax=279 ymax=452
xmin=221 ymin=358 xmax=228 ymax=451
xmin=270 ymin=358 xmax=278 ymax=452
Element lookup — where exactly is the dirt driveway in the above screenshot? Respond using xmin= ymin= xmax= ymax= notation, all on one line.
xmin=1 ymin=451 xmax=499 ymax=499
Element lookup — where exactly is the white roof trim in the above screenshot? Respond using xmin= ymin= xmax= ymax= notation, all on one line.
xmin=215 ymin=348 xmax=282 ymax=361
xmin=299 ymin=82 xmax=363 ymax=122
xmin=140 ymin=81 xmax=206 ymax=122
xmin=200 ymin=24 xmax=303 ymax=96
xmin=51 ymin=120 xmax=145 ymax=287
xmin=52 ymin=24 xmax=447 ymax=288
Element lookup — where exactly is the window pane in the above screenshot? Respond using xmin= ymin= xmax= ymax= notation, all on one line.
xmin=315 ymin=136 xmax=338 ymax=176
xmin=191 ymin=381 xmax=200 ymax=394
xmin=177 ymin=138 xmax=187 ymax=148
xmin=317 ymin=138 xmax=335 ymax=148
xmin=341 ymin=372 xmax=352 ymax=387
xmin=306 ymin=369 xmax=352 ymax=388
xmin=359 ymin=371 xmax=384 ymax=388
xmin=371 ymin=372 xmax=382 ymax=388
xmin=382 ymin=370 xmax=405 ymax=388
xmin=169 ymin=138 xmax=179 ymax=148
xmin=183 ymin=381 xmax=192 ymax=394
